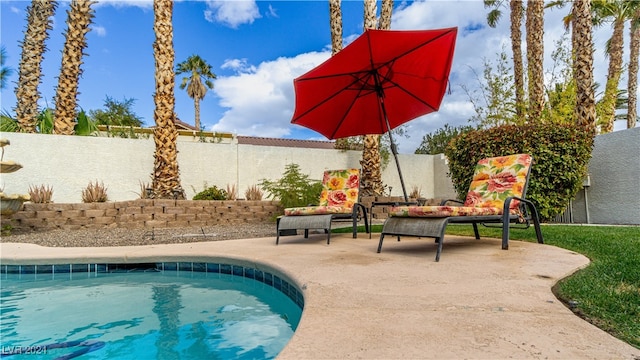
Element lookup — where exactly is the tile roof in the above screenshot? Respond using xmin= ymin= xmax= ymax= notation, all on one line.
xmin=237 ymin=136 xmax=335 ymax=149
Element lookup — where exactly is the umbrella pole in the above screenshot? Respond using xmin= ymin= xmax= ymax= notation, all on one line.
xmin=380 ymin=98 xmax=409 ymax=202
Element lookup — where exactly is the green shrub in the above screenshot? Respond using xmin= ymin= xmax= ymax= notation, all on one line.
xmin=193 ymin=185 xmax=227 ymax=200
xmin=259 ymin=163 xmax=323 ymax=209
xmin=444 ymin=123 xmax=594 ymax=221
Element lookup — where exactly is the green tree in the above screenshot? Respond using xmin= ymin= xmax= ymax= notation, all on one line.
xmin=0 ymin=45 xmax=13 ymax=90
xmin=89 ymin=96 xmax=143 ymax=127
xmin=259 ymin=163 xmax=322 ymax=209
xmin=461 ymin=47 xmax=517 ymax=128
xmin=591 ymin=0 xmax=638 ymax=133
xmin=483 ymin=0 xmax=526 ymax=119
xmin=175 ymin=54 xmax=216 ymax=130
xmin=415 ymin=124 xmax=475 ymax=155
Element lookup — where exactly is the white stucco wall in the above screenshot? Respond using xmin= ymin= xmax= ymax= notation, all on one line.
xmin=0 ymin=132 xmax=447 ymax=203
xmin=571 ymin=127 xmax=640 ymax=225
xmin=1 ymin=130 xmax=636 ymax=225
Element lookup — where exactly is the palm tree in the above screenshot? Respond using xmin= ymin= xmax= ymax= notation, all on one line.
xmin=1 ymin=45 xmax=13 ymax=90
xmin=151 ymin=0 xmax=183 ymax=199
xmin=592 ymin=0 xmax=636 ymax=133
xmin=329 ymin=0 xmax=343 ymax=56
xmin=572 ymin=0 xmax=597 ymax=133
xmin=360 ymin=0 xmax=385 ymax=197
xmin=14 ymin=0 xmax=57 ymax=133
xmin=176 ymin=55 xmax=216 ymax=131
xmin=526 ymin=0 xmax=545 ymax=121
xmin=627 ymin=5 xmax=639 ymax=129
xmin=53 ymin=0 xmax=95 ymax=135
xmin=378 ymin=0 xmax=393 ymax=30
xmin=484 ymin=0 xmax=525 ymax=119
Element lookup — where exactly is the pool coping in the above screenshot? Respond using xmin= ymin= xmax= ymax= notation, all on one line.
xmin=2 ymin=233 xmax=639 ymax=359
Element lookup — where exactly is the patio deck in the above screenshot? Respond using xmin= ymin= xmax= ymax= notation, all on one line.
xmin=2 ymin=234 xmax=639 ymax=359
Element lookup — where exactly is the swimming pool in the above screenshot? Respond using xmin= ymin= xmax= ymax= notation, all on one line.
xmin=1 ymin=262 xmax=304 ymax=359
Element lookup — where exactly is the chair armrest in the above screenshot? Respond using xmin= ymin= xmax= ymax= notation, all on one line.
xmin=440 ymin=199 xmax=464 ymax=206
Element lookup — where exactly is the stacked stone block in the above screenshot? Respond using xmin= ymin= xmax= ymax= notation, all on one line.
xmin=2 ymin=199 xmax=281 ymax=232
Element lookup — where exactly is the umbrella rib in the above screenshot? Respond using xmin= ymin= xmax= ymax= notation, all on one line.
xmin=292 ymin=72 xmax=375 ymax=126
xmin=385 ymin=76 xmax=440 ymax=112
xmin=375 ymin=29 xmax=456 ymax=69
xmin=329 ymin=72 xmax=378 ymax=139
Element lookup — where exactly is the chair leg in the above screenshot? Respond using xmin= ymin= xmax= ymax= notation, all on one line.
xmin=501 ymin=210 xmax=511 ymax=250
xmin=352 ymin=209 xmax=358 ymax=239
xmin=362 ymin=206 xmax=369 ymax=234
xmin=377 ymin=233 xmax=385 ymax=253
xmin=525 ymin=201 xmax=544 ymax=244
xmin=472 ymin=223 xmax=480 ymax=239
xmin=275 ymin=217 xmax=281 ymax=245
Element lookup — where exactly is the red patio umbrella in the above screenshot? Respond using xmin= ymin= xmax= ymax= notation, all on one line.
xmin=291 ymin=27 xmax=458 ymax=200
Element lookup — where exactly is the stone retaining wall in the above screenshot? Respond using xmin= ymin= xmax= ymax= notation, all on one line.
xmin=2 ymin=199 xmax=282 ymax=231
xmin=1 ymin=197 xmax=450 ymax=232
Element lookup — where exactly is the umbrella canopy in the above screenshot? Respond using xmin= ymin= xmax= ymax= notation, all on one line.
xmin=291 ymin=27 xmax=458 ymax=140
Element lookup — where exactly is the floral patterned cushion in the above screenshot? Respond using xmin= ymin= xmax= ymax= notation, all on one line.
xmin=464 ymin=154 xmax=531 ymax=210
xmin=390 ymin=154 xmax=532 ymax=218
xmin=388 ymin=205 xmax=518 ymax=218
xmin=284 ymin=168 xmax=360 ymax=216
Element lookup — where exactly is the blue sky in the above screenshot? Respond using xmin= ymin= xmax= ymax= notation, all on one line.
xmin=1 ymin=0 xmax=636 ymax=153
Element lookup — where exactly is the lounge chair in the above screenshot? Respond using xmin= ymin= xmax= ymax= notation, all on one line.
xmin=377 ymin=154 xmax=544 ymax=261
xmin=276 ymin=168 xmax=368 ymax=244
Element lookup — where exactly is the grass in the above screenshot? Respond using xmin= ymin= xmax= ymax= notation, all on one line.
xmin=336 ymin=223 xmax=640 ymax=348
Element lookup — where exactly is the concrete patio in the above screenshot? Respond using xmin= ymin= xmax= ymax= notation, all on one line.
xmin=2 ymin=233 xmax=639 ymax=359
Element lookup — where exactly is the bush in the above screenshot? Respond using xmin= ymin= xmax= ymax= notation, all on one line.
xmin=259 ymin=163 xmax=323 ymax=209
xmin=28 ymin=184 xmax=54 ymax=203
xmin=82 ymin=181 xmax=108 ymax=203
xmin=192 ymin=184 xmax=227 ymax=200
xmin=226 ymin=184 xmax=237 ymax=200
xmin=444 ymin=123 xmax=594 ymax=221
xmin=245 ymin=184 xmax=263 ymax=201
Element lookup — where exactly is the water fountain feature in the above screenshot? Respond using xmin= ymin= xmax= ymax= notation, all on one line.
xmin=0 ymin=138 xmax=30 ymax=215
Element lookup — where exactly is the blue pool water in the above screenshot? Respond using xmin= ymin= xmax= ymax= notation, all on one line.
xmin=0 ymin=263 xmax=303 ymax=359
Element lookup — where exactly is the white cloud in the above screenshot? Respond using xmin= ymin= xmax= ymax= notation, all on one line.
xmin=92 ymin=25 xmax=107 ymax=37
xmin=221 ymin=58 xmax=256 ymax=74
xmin=208 ymin=0 xmax=636 ymax=153
xmin=94 ymin=0 xmax=153 ymax=9
xmin=211 ymin=51 xmax=329 ymax=137
xmin=266 ymin=4 xmax=278 ymax=18
xmin=204 ymin=0 xmax=261 ymax=28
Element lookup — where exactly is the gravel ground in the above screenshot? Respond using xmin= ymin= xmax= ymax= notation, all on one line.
xmin=0 ymin=222 xmax=277 ymax=247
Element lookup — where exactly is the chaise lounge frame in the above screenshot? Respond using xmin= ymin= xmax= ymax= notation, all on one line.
xmin=377 ymin=154 xmax=544 ymax=261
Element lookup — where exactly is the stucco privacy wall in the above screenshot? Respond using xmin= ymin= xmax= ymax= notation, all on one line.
xmin=570 ymin=127 xmax=640 ymax=225
xmin=0 ymin=132 xmax=450 ymax=204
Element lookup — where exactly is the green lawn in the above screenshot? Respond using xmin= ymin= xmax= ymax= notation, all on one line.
xmin=338 ymin=223 xmax=640 ymax=348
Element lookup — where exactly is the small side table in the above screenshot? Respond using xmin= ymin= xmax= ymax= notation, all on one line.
xmin=369 ymin=201 xmax=417 ymax=238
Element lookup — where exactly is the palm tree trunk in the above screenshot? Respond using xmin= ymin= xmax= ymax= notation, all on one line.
xmin=194 ymin=97 xmax=201 ymax=130
xmin=510 ymin=0 xmax=525 ymax=119
xmin=360 ymin=0 xmax=385 ymax=197
xmin=572 ymin=0 xmax=597 ymax=134
xmin=526 ymin=0 xmax=544 ymax=121
xmin=627 ymin=9 xmax=639 ymax=129
xmin=54 ymin=0 xmax=95 ymax=135
xmin=330 ymin=0 xmax=353 ymax=150
xmin=600 ymin=17 xmax=625 ymax=133
xmin=152 ymin=0 xmax=183 ymax=199
xmin=379 ymin=0 xmax=393 ymax=30
xmin=15 ymin=0 xmax=57 ymax=133
xmin=329 ymin=0 xmax=343 ymax=56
